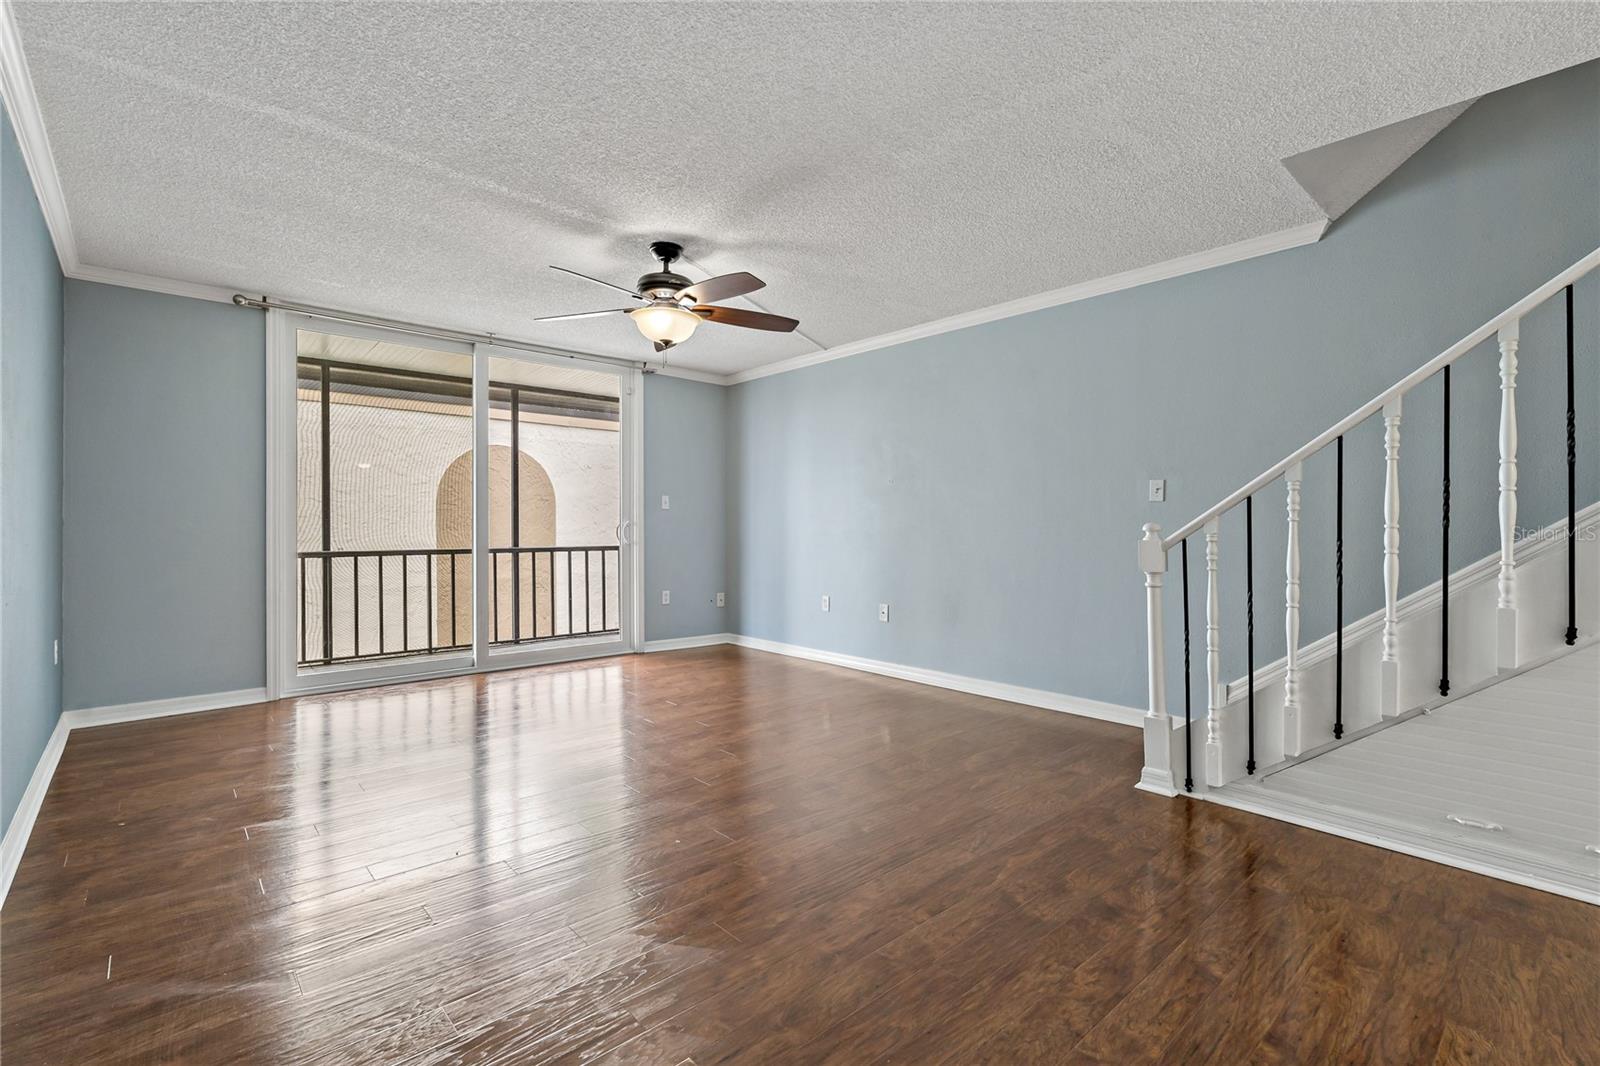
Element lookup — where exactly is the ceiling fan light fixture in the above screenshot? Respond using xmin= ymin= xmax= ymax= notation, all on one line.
xmin=629 ymin=303 xmax=700 ymax=346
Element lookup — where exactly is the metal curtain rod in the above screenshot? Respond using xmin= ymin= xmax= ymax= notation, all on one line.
xmin=230 ymin=294 xmax=653 ymax=373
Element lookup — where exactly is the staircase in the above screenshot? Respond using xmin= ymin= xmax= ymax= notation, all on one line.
xmin=1136 ymin=249 xmax=1600 ymax=903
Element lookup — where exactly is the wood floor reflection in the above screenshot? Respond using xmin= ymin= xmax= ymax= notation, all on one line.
xmin=2 ymin=646 xmax=1595 ymax=1064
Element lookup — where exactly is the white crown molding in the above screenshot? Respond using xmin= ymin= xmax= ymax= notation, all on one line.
xmin=68 ymin=262 xmax=238 ymax=304
xmin=52 ymin=218 xmax=1329 ymax=389
xmin=649 ymin=366 xmax=729 ymax=387
xmin=725 ymin=219 xmax=1330 ymax=386
xmin=0 ymin=0 xmax=77 ymax=271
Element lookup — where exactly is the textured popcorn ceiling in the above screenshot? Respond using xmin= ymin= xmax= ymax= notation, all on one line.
xmin=14 ymin=2 xmax=1600 ymax=376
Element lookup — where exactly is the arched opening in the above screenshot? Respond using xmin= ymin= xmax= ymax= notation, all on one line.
xmin=434 ymin=446 xmax=556 ymax=644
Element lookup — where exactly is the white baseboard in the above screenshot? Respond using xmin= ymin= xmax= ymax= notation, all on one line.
xmin=640 ymin=633 xmax=737 ymax=653
xmin=63 ymin=687 xmax=269 ymax=729
xmin=725 ymin=634 xmax=1143 ymax=727
xmin=3 ymin=641 xmax=1133 ymax=908
xmin=0 ymin=685 xmax=271 ymax=910
xmin=0 ymin=715 xmax=69 ymax=905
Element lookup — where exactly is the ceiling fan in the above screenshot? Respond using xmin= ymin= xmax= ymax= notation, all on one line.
xmin=535 ymin=241 xmax=799 ymax=353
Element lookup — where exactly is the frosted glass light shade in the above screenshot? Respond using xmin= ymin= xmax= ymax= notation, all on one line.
xmin=629 ymin=304 xmax=700 ymax=346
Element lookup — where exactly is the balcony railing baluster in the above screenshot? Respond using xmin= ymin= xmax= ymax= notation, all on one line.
xmin=352 ymin=556 xmax=360 ymax=660
xmin=296 ymin=546 xmax=620 ymax=666
xmin=299 ymin=557 xmax=307 ymax=665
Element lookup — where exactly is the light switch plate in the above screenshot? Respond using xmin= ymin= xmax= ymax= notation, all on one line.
xmin=1148 ymin=479 xmax=1166 ymax=503
xmin=715 ymin=592 xmax=725 ymax=608
xmin=660 ymin=495 xmax=671 ymax=510
xmin=878 ymin=603 xmax=890 ymax=622
xmin=660 ymin=590 xmax=671 ymax=605
xmin=821 ymin=595 xmax=830 ymax=612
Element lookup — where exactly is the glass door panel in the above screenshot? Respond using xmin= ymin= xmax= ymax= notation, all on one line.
xmin=482 ymin=353 xmax=622 ymax=652
xmin=295 ymin=327 xmax=475 ymax=670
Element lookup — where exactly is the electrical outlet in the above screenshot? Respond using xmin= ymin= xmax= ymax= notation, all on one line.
xmin=1148 ymin=479 xmax=1166 ymax=503
xmin=715 ymin=592 xmax=726 ymax=608
xmin=878 ymin=603 xmax=890 ymax=622
xmin=661 ymin=590 xmax=671 ymax=605
xmin=821 ymin=595 xmax=830 ymax=612
xmin=660 ymin=495 xmax=671 ymax=510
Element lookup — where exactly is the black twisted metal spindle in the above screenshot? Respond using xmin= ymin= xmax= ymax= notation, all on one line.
xmin=1182 ymin=538 xmax=1193 ymax=794
xmin=1441 ymin=366 xmax=1451 ymax=696
xmin=1335 ymin=434 xmax=1345 ymax=740
xmin=1567 ymin=284 xmax=1579 ymax=646
xmin=1246 ymin=495 xmax=1256 ymax=775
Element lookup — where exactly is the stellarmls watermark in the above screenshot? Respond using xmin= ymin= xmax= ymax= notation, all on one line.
xmin=1515 ymin=523 xmax=1597 ymax=544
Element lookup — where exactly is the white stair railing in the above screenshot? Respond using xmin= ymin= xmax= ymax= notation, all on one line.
xmin=1137 ymin=248 xmax=1599 ymax=797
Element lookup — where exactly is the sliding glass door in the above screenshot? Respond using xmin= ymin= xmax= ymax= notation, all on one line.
xmin=476 ymin=345 xmax=636 ymax=671
xmin=267 ymin=314 xmax=639 ymax=696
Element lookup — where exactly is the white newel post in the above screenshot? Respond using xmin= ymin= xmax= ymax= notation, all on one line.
xmin=1282 ymin=463 xmax=1304 ymax=756
xmin=1204 ymin=519 xmax=1224 ymax=786
xmin=1137 ymin=524 xmax=1175 ymax=795
xmin=1380 ymin=397 xmax=1403 ymax=717
xmin=1497 ymin=321 xmax=1520 ymax=671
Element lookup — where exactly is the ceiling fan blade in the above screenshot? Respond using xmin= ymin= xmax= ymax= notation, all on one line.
xmin=529 ymin=307 xmax=633 ymax=323
xmin=694 ymin=305 xmax=799 ymax=332
xmin=675 ymin=272 xmax=764 ymax=305
xmin=549 ymin=265 xmax=644 ymax=301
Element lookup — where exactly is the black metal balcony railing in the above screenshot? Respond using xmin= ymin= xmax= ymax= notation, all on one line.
xmin=297 ymin=546 xmax=620 ymax=667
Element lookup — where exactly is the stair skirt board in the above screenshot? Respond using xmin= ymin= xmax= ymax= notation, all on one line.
xmin=1206 ymin=782 xmax=1600 ymax=905
xmin=1247 ymin=644 xmax=1600 ymax=899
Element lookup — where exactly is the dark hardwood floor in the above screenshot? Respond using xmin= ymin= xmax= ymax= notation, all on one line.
xmin=2 ymin=646 xmax=1595 ymax=1064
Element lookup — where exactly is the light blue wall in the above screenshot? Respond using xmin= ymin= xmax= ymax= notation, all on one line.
xmin=45 ymin=61 xmax=1598 ymax=719
xmin=642 ymin=373 xmax=729 ymax=640
xmin=56 ymin=285 xmax=727 ymax=706
xmin=62 ymin=282 xmax=266 ymax=709
xmin=728 ymin=60 xmax=1600 ymax=711
xmin=1 ymin=108 xmax=64 ymax=839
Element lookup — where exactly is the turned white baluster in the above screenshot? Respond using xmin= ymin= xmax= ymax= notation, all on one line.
xmin=1497 ymin=321 xmax=1520 ymax=671
xmin=1203 ymin=519 xmax=1224 ymax=786
xmin=1282 ymin=463 xmax=1304 ymax=756
xmin=1137 ymin=524 xmax=1175 ymax=794
xmin=1380 ymin=398 xmax=1402 ymax=717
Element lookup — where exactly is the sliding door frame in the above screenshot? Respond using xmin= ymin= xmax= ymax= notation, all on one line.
xmin=470 ymin=340 xmax=643 ymax=673
xmin=265 ymin=311 xmax=643 ymax=699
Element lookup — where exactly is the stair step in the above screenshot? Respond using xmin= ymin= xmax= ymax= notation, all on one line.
xmin=1252 ymin=643 xmax=1600 ymax=887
